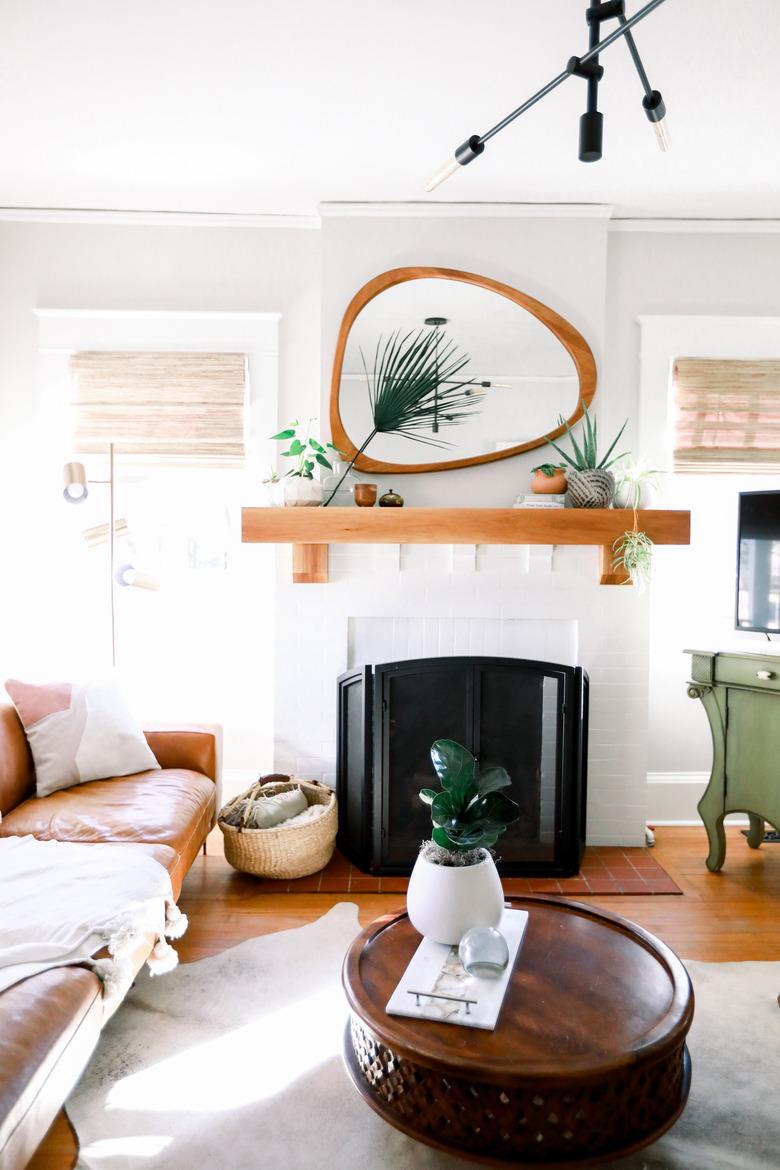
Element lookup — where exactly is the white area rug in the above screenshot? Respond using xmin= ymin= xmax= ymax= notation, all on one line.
xmin=68 ymin=903 xmax=780 ymax=1170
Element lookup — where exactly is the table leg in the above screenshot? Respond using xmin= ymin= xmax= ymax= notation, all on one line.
xmin=746 ymin=814 xmax=765 ymax=849
xmin=698 ymin=784 xmax=726 ymax=872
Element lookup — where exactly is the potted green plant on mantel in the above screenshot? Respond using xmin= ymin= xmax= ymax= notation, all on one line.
xmin=611 ymin=460 xmax=661 ymax=589
xmin=613 ymin=458 xmax=660 ymax=510
xmin=266 ymin=419 xmax=341 ymax=506
xmin=530 ymin=463 xmax=568 ymax=494
xmin=544 ymin=405 xmax=628 ymax=508
xmin=407 ymin=739 xmax=520 ymax=945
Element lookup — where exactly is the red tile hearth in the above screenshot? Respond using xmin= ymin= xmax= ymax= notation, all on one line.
xmin=249 ymin=846 xmax=682 ymax=896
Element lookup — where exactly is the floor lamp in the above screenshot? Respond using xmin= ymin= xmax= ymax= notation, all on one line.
xmin=63 ymin=444 xmax=158 ymax=667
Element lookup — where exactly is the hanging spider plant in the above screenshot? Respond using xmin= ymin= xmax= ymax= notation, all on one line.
xmin=612 ymin=509 xmax=654 ymax=590
xmin=323 ymin=327 xmax=484 ymax=505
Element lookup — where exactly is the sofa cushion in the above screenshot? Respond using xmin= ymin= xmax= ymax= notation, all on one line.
xmin=0 ymin=770 xmax=215 ymax=892
xmin=5 ymin=679 xmax=160 ymax=798
xmin=0 ymin=967 xmax=102 ymax=1170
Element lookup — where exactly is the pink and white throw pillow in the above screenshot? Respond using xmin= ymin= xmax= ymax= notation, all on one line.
xmin=5 ymin=678 xmax=160 ymax=797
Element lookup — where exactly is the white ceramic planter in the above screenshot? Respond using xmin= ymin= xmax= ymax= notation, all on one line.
xmin=613 ymin=481 xmax=652 ymax=510
xmin=270 ymin=477 xmax=323 ymax=507
xmin=406 ymin=850 xmax=504 ymax=945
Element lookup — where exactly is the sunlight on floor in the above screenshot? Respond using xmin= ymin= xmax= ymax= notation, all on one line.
xmin=78 ymin=1135 xmax=173 ymax=1159
xmin=104 ymin=985 xmax=345 ymax=1113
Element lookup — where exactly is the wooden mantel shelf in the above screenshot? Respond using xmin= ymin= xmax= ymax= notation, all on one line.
xmin=241 ymin=507 xmax=690 ymax=585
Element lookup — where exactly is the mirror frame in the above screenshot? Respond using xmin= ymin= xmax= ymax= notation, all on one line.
xmin=329 ymin=266 xmax=597 ymax=475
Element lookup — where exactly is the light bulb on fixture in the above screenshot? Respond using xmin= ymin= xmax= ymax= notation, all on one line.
xmin=116 ymin=563 xmax=160 ymax=591
xmin=642 ymin=90 xmax=671 ymax=151
xmin=425 ymin=158 xmax=460 ymax=193
xmin=424 ymin=135 xmax=485 ymax=192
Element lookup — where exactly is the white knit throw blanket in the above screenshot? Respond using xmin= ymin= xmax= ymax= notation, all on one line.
xmin=0 ymin=835 xmax=188 ymax=1005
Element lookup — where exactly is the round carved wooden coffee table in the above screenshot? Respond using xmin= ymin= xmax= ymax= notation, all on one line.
xmin=342 ymin=897 xmax=693 ymax=1168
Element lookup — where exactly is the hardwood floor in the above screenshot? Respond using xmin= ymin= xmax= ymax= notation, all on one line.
xmin=29 ymin=825 xmax=780 ymax=1170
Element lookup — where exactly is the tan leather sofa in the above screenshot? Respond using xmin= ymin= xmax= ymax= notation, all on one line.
xmin=0 ymin=700 xmax=221 ymax=1170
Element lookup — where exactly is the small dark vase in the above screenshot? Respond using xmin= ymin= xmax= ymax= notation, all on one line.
xmin=379 ymin=488 xmax=404 ymax=508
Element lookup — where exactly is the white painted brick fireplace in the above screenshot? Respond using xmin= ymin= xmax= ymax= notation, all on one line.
xmin=273 ymin=541 xmax=650 ymax=845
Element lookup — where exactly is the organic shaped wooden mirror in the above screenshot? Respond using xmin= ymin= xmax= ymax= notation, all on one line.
xmin=330 ymin=267 xmax=596 ymax=474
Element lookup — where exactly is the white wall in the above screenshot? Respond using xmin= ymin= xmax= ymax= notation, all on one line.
xmin=3 ymin=213 xmax=780 ymax=813
xmin=605 ymin=229 xmax=780 ymax=815
xmin=0 ymin=220 xmax=321 ymax=773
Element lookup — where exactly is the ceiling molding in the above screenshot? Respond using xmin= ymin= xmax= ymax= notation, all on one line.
xmin=34 ymin=308 xmax=282 ymax=321
xmin=0 ymin=207 xmax=320 ymax=228
xmin=2 ymin=205 xmax=778 ymax=234
xmin=610 ymin=218 xmax=780 ymax=233
xmin=318 ymin=201 xmax=615 ymax=219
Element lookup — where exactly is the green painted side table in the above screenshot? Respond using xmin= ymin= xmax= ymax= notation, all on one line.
xmin=687 ymin=649 xmax=780 ymax=871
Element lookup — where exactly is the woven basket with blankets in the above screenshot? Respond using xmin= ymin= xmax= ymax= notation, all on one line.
xmin=218 ymin=775 xmax=338 ymax=879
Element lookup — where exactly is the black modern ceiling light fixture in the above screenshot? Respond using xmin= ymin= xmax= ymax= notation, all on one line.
xmin=423 ymin=315 xmax=511 ymax=431
xmin=426 ymin=0 xmax=670 ymax=192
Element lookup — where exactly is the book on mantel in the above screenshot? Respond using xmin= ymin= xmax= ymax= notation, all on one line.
xmin=513 ymin=494 xmax=566 ymax=509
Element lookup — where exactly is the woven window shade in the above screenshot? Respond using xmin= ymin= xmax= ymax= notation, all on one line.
xmin=69 ymin=351 xmax=247 ymax=465
xmin=673 ymin=358 xmax=780 ymax=473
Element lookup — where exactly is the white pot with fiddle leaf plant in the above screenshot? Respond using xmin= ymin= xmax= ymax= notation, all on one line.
xmin=406 ymin=739 xmax=520 ymax=946
xmin=267 ymin=419 xmax=342 ymax=506
xmin=544 ymin=405 xmax=628 ymax=508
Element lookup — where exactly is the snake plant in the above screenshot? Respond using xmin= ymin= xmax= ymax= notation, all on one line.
xmin=546 ymin=404 xmax=629 ymax=472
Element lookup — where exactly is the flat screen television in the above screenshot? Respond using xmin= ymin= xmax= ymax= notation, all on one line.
xmin=736 ymin=490 xmax=780 ymax=633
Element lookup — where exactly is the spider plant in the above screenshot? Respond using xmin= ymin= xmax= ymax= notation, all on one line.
xmin=613 ymin=458 xmax=660 ymax=509
xmin=612 ymin=511 xmax=654 ymax=590
xmin=545 ymin=404 xmax=628 ymax=471
xmin=323 ymin=328 xmax=484 ymax=505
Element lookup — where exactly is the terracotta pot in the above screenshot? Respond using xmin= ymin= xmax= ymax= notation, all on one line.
xmin=354 ymin=483 xmax=378 ymax=507
xmin=406 ymin=850 xmax=504 ymax=945
xmin=531 ymin=468 xmax=567 ymax=494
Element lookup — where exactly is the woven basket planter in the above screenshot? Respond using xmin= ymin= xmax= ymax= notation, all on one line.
xmin=567 ymin=469 xmax=615 ymax=509
xmin=218 ymin=775 xmax=338 ymax=879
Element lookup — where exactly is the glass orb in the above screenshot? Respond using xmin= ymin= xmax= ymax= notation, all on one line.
xmin=458 ymin=926 xmax=510 ymax=979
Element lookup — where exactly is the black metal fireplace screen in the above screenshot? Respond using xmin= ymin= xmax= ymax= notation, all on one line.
xmin=336 ymin=656 xmax=588 ymax=877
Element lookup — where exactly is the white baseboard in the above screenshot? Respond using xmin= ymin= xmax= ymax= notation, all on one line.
xmin=647 ymin=772 xmax=749 ymax=826
xmin=225 ymin=768 xmax=751 ymax=827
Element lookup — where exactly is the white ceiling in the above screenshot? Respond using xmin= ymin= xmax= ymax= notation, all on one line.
xmin=0 ymin=0 xmax=778 ymax=218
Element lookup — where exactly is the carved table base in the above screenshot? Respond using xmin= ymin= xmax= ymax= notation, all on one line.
xmin=345 ymin=1016 xmax=691 ymax=1168
xmin=342 ymin=900 xmax=694 ymax=1169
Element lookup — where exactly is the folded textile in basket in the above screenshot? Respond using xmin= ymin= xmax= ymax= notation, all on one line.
xmin=0 ymin=834 xmax=187 ymax=1005
xmin=221 ymin=786 xmax=308 ymax=829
